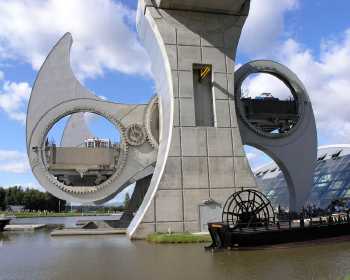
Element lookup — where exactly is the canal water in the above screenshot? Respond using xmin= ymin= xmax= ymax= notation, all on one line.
xmin=1 ymin=217 xmax=350 ymax=280
xmin=8 ymin=215 xmax=122 ymax=228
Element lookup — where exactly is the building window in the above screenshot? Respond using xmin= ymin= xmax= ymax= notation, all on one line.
xmin=313 ymin=182 xmax=329 ymax=190
xmin=329 ymin=180 xmax=344 ymax=190
xmin=318 ymin=174 xmax=332 ymax=183
xmin=342 ymin=188 xmax=350 ymax=198
xmin=193 ymin=64 xmax=214 ymax=127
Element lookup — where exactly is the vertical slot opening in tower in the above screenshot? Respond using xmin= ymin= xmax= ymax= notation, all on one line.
xmin=193 ymin=64 xmax=214 ymax=127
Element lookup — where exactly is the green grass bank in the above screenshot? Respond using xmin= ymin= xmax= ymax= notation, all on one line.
xmin=147 ymin=233 xmax=211 ymax=244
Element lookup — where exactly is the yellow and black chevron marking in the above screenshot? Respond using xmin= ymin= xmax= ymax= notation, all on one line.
xmin=200 ymin=65 xmax=211 ymax=80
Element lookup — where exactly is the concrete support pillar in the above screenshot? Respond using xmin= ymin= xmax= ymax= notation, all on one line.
xmin=128 ymin=0 xmax=257 ymax=238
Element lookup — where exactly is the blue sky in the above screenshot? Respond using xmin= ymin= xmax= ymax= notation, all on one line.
xmin=0 ymin=0 xmax=350 ymax=203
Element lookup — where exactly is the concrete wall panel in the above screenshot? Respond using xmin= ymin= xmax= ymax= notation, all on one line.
xmin=208 ymin=157 xmax=234 ymax=188
xmin=178 ymin=71 xmax=194 ymax=98
xmin=179 ymin=98 xmax=196 ymax=126
xmin=155 ymin=190 xmax=183 ymax=222
xmin=215 ymin=100 xmax=231 ymax=128
xmin=207 ymin=128 xmax=233 ymax=156
xmin=168 ymin=127 xmax=181 ymax=156
xmin=182 ymin=157 xmax=209 ymax=188
xmin=177 ymin=46 xmax=201 ymax=71
xmin=234 ymin=156 xmax=257 ymax=188
xmin=202 ymin=47 xmax=226 ymax=73
xmin=184 ymin=221 xmax=200 ymax=233
xmin=183 ymin=189 xmax=209 ymax=221
xmin=173 ymin=98 xmax=180 ymax=126
xmin=165 ymin=44 xmax=178 ymax=70
xmin=177 ymin=28 xmax=201 ymax=46
xmin=156 ymin=222 xmax=183 ymax=233
xmin=181 ymin=127 xmax=207 ymax=157
xmin=213 ymin=73 xmax=229 ymax=100
xmin=159 ymin=157 xmax=182 ymax=189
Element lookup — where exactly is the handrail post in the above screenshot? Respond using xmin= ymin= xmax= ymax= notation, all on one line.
xmin=288 ymin=214 xmax=292 ymax=229
xmin=300 ymin=215 xmax=304 ymax=229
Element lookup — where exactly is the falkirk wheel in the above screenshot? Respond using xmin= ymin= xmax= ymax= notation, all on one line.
xmin=26 ymin=0 xmax=317 ymax=239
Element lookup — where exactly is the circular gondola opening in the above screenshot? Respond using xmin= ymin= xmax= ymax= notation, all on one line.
xmin=239 ymin=72 xmax=299 ymax=136
xmin=45 ymin=112 xmax=122 ymax=187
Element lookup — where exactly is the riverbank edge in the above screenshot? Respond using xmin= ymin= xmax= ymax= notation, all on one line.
xmin=146 ymin=233 xmax=211 ymax=244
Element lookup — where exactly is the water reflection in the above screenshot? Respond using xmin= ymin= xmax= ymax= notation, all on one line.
xmin=10 ymin=215 xmax=121 ymax=227
xmin=0 ymin=232 xmax=10 ymax=245
xmin=0 ymin=219 xmax=350 ymax=280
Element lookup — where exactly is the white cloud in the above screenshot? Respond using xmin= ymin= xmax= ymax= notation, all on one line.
xmin=0 ymin=70 xmax=4 ymax=80
xmin=246 ymin=152 xmax=257 ymax=161
xmin=242 ymin=73 xmax=293 ymax=100
xmin=244 ymin=146 xmax=272 ymax=170
xmin=84 ymin=112 xmax=97 ymax=123
xmin=240 ymin=0 xmax=299 ymax=55
xmin=3 ymin=182 xmax=44 ymax=191
xmin=98 ymin=95 xmax=107 ymax=101
xmin=0 ymin=0 xmax=299 ymax=81
xmin=283 ymin=32 xmax=350 ymax=143
xmin=244 ymin=29 xmax=350 ymax=144
xmin=0 ymin=150 xmax=30 ymax=173
xmin=20 ymin=182 xmax=43 ymax=191
xmin=0 ymin=80 xmax=31 ymax=123
xmin=0 ymin=150 xmax=25 ymax=161
xmin=0 ymin=0 xmax=150 ymax=80
xmin=0 ymin=161 xmax=29 ymax=174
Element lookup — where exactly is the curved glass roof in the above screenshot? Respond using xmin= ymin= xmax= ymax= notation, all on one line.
xmin=255 ymin=145 xmax=350 ymax=210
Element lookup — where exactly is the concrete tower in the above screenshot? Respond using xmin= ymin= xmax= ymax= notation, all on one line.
xmin=128 ymin=0 xmax=258 ymax=238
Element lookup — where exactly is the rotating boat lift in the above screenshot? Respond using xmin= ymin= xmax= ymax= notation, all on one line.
xmin=26 ymin=0 xmax=317 ymax=238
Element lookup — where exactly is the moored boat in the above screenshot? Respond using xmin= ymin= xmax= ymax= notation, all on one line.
xmin=206 ymin=189 xmax=350 ymax=249
xmin=0 ymin=217 xmax=11 ymax=231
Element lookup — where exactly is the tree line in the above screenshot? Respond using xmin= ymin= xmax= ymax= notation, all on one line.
xmin=0 ymin=186 xmax=66 ymax=212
